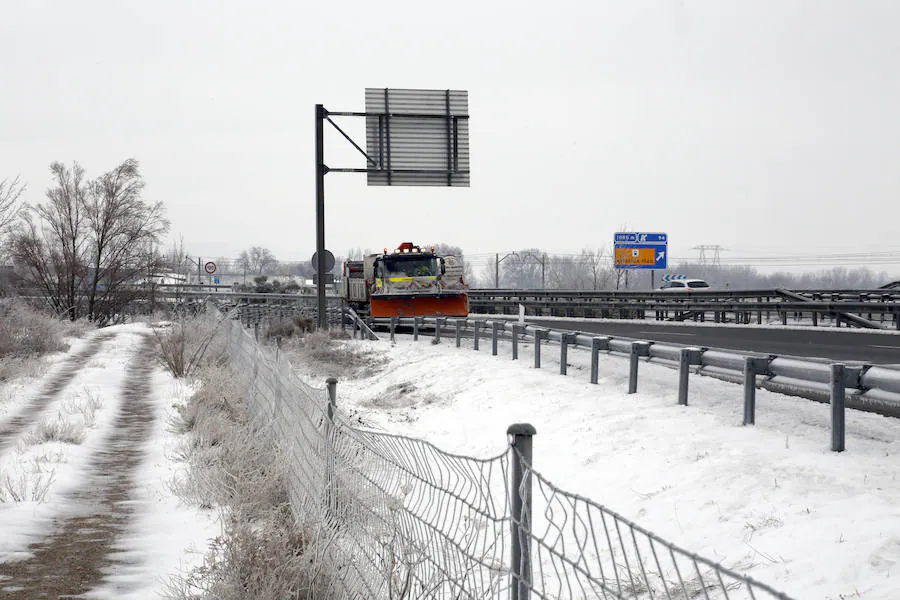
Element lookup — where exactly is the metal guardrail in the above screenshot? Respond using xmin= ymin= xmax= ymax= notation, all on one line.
xmin=468 ymin=288 xmax=900 ymax=329
xmin=372 ymin=316 xmax=900 ymax=451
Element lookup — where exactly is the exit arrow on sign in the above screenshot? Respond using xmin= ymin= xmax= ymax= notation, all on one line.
xmin=657 ymin=251 xmax=665 ymax=262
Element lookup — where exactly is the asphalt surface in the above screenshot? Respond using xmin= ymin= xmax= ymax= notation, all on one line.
xmin=525 ymin=319 xmax=900 ymax=365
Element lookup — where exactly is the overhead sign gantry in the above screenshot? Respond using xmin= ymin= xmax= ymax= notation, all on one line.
xmin=314 ymin=88 xmax=471 ymax=328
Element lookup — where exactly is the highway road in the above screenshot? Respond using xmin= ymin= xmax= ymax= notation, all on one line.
xmin=526 ymin=319 xmax=900 ymax=365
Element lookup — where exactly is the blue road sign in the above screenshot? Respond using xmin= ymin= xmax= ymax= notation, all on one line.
xmin=614 ymin=232 xmax=667 ymax=244
xmin=614 ymin=232 xmax=668 ymax=269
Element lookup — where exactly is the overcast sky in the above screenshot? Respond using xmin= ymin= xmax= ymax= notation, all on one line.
xmin=2 ymin=1 xmax=899 ymax=272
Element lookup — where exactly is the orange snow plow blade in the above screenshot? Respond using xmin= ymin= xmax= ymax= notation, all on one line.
xmin=370 ymin=294 xmax=469 ymax=318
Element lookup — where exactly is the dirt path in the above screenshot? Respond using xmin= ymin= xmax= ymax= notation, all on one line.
xmin=0 ymin=333 xmax=159 ymax=599
xmin=0 ymin=331 xmax=118 ymax=453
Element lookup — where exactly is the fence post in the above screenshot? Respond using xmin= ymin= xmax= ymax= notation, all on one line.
xmin=390 ymin=317 xmax=397 ymax=343
xmin=455 ymin=319 xmax=462 ymax=348
xmin=434 ymin=317 xmax=443 ymax=344
xmin=533 ymin=330 xmax=547 ymax=369
xmin=678 ymin=347 xmax=703 ymax=405
xmin=325 ymin=377 xmax=338 ymax=524
xmin=508 ymin=423 xmax=536 ymax=600
xmin=492 ymin=321 xmax=501 ymax=356
xmin=254 ymin=322 xmax=259 ymax=342
xmin=474 ymin=321 xmax=480 ymax=351
xmin=831 ymin=364 xmax=846 ymax=452
xmin=341 ymin=304 xmax=346 ymax=332
xmin=512 ymin=324 xmax=520 ymax=360
xmin=743 ymin=357 xmax=769 ymax=425
xmin=590 ymin=337 xmax=609 ymax=384
xmin=628 ymin=342 xmax=651 ymax=394
xmin=413 ymin=316 xmax=420 ymax=341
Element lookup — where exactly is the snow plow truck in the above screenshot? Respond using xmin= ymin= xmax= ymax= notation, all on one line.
xmin=340 ymin=242 xmax=469 ymax=318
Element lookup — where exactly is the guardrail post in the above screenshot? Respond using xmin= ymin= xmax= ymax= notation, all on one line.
xmin=413 ymin=316 xmax=420 ymax=341
xmin=390 ymin=317 xmax=397 ymax=343
xmin=628 ymin=342 xmax=651 ymax=394
xmin=434 ymin=317 xmax=443 ymax=344
xmin=678 ymin=347 xmax=703 ymax=405
xmin=812 ymin=311 xmax=818 ymax=327
xmin=590 ymin=337 xmax=610 ymax=384
xmin=560 ymin=333 xmax=575 ymax=375
xmin=474 ymin=321 xmax=480 ymax=351
xmin=831 ymin=363 xmax=846 ymax=452
xmin=780 ymin=311 xmax=787 ymax=326
xmin=743 ymin=357 xmax=769 ymax=425
xmin=534 ymin=330 xmax=547 ymax=369
xmin=512 ymin=324 xmax=520 ymax=360
xmin=455 ymin=319 xmax=462 ymax=348
xmin=325 ymin=377 xmax=338 ymax=523
xmin=508 ymin=423 xmax=536 ymax=600
xmin=492 ymin=321 xmax=501 ymax=356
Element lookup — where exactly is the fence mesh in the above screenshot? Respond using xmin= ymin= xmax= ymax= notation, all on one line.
xmin=215 ymin=304 xmax=795 ymax=600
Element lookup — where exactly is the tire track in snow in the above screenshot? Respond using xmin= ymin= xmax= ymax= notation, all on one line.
xmin=0 ymin=331 xmax=118 ymax=453
xmin=0 ymin=333 xmax=159 ymax=598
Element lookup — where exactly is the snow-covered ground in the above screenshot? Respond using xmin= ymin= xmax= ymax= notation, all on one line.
xmin=0 ymin=324 xmax=218 ymax=598
xmin=2 ymin=322 xmax=898 ymax=599
xmin=316 ymin=333 xmax=900 ymax=600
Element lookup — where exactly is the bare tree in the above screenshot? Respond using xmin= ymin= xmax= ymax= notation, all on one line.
xmin=579 ymin=247 xmax=613 ymax=290
xmin=11 ymin=159 xmax=168 ymax=322
xmin=546 ymin=255 xmax=586 ymax=290
xmin=83 ymin=159 xmax=169 ymax=322
xmin=238 ymin=246 xmax=278 ymax=275
xmin=12 ymin=163 xmax=90 ymax=318
xmin=0 ymin=176 xmax=26 ymax=257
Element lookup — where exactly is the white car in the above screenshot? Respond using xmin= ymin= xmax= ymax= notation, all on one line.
xmin=657 ymin=278 xmax=710 ymax=291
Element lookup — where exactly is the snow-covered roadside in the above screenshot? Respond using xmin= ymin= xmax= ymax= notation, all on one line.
xmin=0 ymin=324 xmax=219 ymax=598
xmin=313 ymin=333 xmax=900 ymax=600
xmin=86 ymin=351 xmax=220 ymax=599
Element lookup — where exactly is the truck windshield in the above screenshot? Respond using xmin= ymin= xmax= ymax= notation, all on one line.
xmin=382 ymin=257 xmax=438 ymax=278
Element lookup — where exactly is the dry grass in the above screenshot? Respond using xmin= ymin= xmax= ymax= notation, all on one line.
xmin=0 ymin=470 xmax=56 ymax=503
xmin=153 ymin=311 xmax=227 ymax=378
xmin=0 ymin=298 xmax=89 ymax=362
xmin=164 ymin=361 xmax=333 ymax=600
xmin=281 ymin=330 xmax=388 ymax=380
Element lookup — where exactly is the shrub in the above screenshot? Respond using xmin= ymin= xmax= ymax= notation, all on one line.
xmin=0 ymin=299 xmax=84 ymax=359
xmin=154 ymin=311 xmax=227 ymax=378
xmin=263 ymin=316 xmax=314 ymax=341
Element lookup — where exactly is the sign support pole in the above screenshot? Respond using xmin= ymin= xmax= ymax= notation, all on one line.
xmin=651 ymin=270 xmax=655 ymax=291
xmin=315 ymin=104 xmax=328 ymax=330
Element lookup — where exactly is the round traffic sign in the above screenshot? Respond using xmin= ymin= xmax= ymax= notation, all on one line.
xmin=311 ymin=250 xmax=335 ymax=273
xmin=204 ymin=261 xmax=217 ymax=274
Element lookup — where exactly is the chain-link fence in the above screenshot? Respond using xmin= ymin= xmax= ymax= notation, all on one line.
xmin=218 ymin=309 xmax=795 ymax=600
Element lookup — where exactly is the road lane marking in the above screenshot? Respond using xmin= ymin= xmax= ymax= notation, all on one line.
xmin=638 ymin=331 xmax=695 ymax=336
xmin=870 ymin=344 xmax=900 ymax=350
